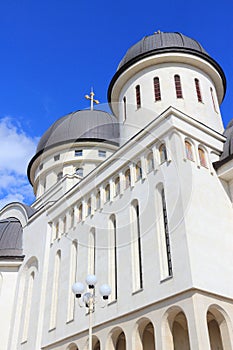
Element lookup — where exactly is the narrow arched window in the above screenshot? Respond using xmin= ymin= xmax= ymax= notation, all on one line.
xmin=147 ymin=152 xmax=154 ymax=172
xmin=109 ymin=215 xmax=117 ymax=301
xmin=70 ymin=208 xmax=75 ymax=228
xmin=159 ymin=144 xmax=168 ymax=163
xmin=198 ymin=147 xmax=207 ymax=167
xmin=123 ymin=96 xmax=127 ymax=120
xmin=154 ymin=77 xmax=161 ymax=101
xmin=162 ymin=188 xmax=172 ymax=276
xmin=125 ymin=169 xmax=131 ymax=189
xmin=96 ymin=190 xmax=101 ymax=210
xmin=67 ymin=241 xmax=77 ymax=322
xmin=87 ymin=198 xmax=91 ymax=216
xmin=88 ymin=228 xmax=96 ymax=275
xmin=55 ymin=222 xmax=59 ymax=239
xmin=50 ymin=251 xmax=61 ymax=330
xmin=135 ymin=161 xmax=142 ymax=181
xmin=131 ymin=201 xmax=143 ymax=291
xmin=210 ymin=87 xmax=217 ymax=113
xmin=174 ymin=75 xmax=183 ymax=98
xmin=185 ymin=141 xmax=194 ymax=161
xmin=63 ymin=215 xmax=67 ymax=234
xmin=57 ymin=171 xmax=63 ymax=182
xmin=22 ymin=271 xmax=35 ymax=342
xmin=105 ymin=184 xmax=110 ymax=202
xmin=135 ymin=85 xmax=141 ymax=109
xmin=77 ymin=203 xmax=82 ymax=223
xmin=195 ymin=78 xmax=202 ymax=102
xmin=114 ymin=177 xmax=120 ymax=197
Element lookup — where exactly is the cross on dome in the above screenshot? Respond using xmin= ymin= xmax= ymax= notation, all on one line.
xmin=85 ymin=88 xmax=100 ymax=110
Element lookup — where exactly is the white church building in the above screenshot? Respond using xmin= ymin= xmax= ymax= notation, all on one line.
xmin=0 ymin=30 xmax=233 ymax=350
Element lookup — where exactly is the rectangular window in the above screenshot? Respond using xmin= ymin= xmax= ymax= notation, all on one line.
xmin=135 ymin=85 xmax=141 ymax=109
xmin=54 ymin=154 xmax=60 ymax=161
xmin=98 ymin=150 xmax=106 ymax=158
xmin=75 ymin=150 xmax=83 ymax=157
xmin=174 ymin=75 xmax=183 ymax=99
xmin=154 ymin=77 xmax=161 ymax=101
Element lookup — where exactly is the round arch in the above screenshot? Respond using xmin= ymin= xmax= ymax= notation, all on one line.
xmin=66 ymin=343 xmax=78 ymax=350
xmin=162 ymin=305 xmax=191 ymax=350
xmin=207 ymin=304 xmax=233 ymax=350
xmin=134 ymin=317 xmax=156 ymax=350
xmin=106 ymin=326 xmax=126 ymax=350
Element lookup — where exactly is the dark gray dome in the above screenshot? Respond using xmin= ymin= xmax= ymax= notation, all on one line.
xmin=220 ymin=119 xmax=233 ymax=161
xmin=36 ymin=109 xmax=119 ymax=154
xmin=118 ymin=31 xmax=208 ymax=70
xmin=108 ymin=31 xmax=226 ymax=104
xmin=0 ymin=218 xmax=23 ymax=258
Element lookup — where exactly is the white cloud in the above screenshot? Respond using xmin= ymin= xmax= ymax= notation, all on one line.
xmin=0 ymin=117 xmax=38 ymax=209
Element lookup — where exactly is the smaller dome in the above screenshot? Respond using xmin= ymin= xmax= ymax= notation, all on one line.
xmin=220 ymin=119 xmax=233 ymax=161
xmin=0 ymin=217 xmax=23 ymax=258
xmin=36 ymin=109 xmax=119 ymax=154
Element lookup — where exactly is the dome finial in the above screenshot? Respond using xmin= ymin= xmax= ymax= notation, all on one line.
xmin=85 ymin=88 xmax=100 ymax=110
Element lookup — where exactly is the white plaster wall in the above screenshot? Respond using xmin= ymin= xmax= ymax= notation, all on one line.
xmin=118 ymin=62 xmax=223 ymax=144
xmin=0 ymin=264 xmax=21 ymax=350
xmin=33 ymin=143 xmax=118 ymax=198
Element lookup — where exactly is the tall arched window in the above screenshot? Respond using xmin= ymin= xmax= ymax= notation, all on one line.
xmin=50 ymin=250 xmax=61 ymax=330
xmin=21 ymin=271 xmax=35 ymax=342
xmin=174 ymin=75 xmax=183 ymax=98
xmin=105 ymin=184 xmax=110 ymax=202
xmin=87 ymin=198 xmax=92 ymax=216
xmin=210 ymin=87 xmax=217 ymax=112
xmin=70 ymin=208 xmax=75 ymax=228
xmin=195 ymin=78 xmax=202 ymax=102
xmin=55 ymin=221 xmax=59 ymax=239
xmin=77 ymin=204 xmax=83 ymax=223
xmin=156 ymin=186 xmax=173 ymax=279
xmin=159 ymin=144 xmax=168 ymax=163
xmin=114 ymin=176 xmax=120 ymax=197
xmin=130 ymin=201 xmax=143 ymax=292
xmin=147 ymin=152 xmax=154 ymax=172
xmin=67 ymin=241 xmax=78 ymax=322
xmin=198 ymin=147 xmax=207 ymax=167
xmin=161 ymin=188 xmax=172 ymax=277
xmin=109 ymin=215 xmax=117 ymax=301
xmin=154 ymin=77 xmax=161 ymax=101
xmin=96 ymin=190 xmax=101 ymax=210
xmin=135 ymin=85 xmax=141 ymax=109
xmin=185 ymin=141 xmax=194 ymax=161
xmin=123 ymin=96 xmax=127 ymax=120
xmin=135 ymin=161 xmax=142 ymax=181
xmin=63 ymin=215 xmax=67 ymax=234
xmin=88 ymin=228 xmax=96 ymax=276
xmin=125 ymin=169 xmax=131 ymax=189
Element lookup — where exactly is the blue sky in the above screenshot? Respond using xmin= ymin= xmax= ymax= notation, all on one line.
xmin=0 ymin=0 xmax=233 ymax=208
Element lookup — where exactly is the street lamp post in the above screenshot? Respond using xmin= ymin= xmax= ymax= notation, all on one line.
xmin=72 ymin=274 xmax=111 ymax=350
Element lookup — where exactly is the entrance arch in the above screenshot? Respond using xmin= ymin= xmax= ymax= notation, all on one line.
xmin=134 ymin=318 xmax=156 ymax=349
xmin=207 ymin=305 xmax=232 ymax=350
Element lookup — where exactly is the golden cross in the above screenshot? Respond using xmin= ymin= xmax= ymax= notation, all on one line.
xmin=85 ymin=88 xmax=99 ymax=110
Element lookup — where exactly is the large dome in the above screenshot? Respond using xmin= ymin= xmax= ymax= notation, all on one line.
xmin=117 ymin=31 xmax=208 ymax=70
xmin=108 ymin=31 xmax=226 ymax=103
xmin=36 ymin=109 xmax=119 ymax=154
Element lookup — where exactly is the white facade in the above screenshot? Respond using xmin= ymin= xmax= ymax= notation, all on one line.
xmin=0 ymin=31 xmax=233 ymax=350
